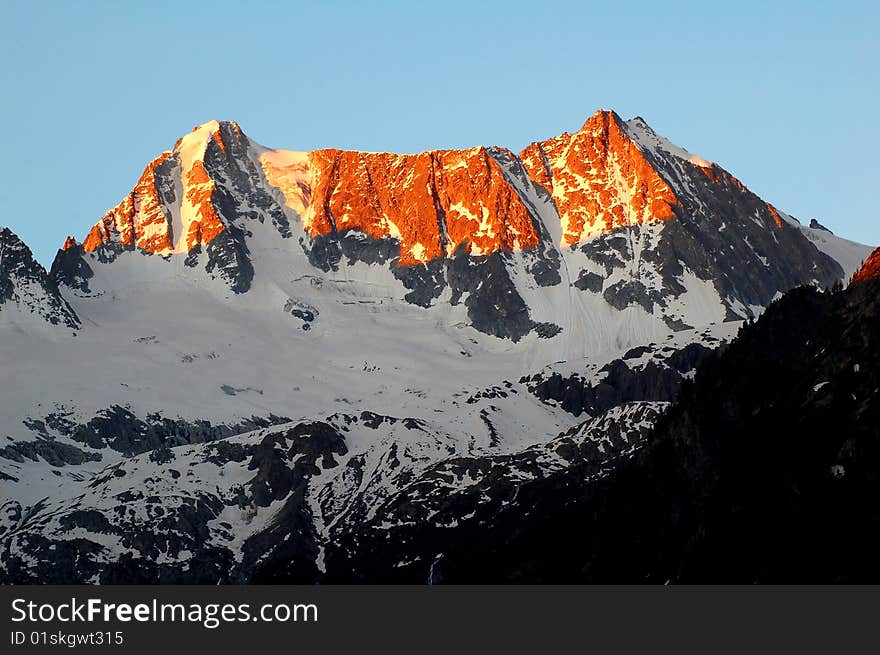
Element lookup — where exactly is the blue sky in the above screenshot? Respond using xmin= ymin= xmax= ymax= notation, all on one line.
xmin=2 ymin=0 xmax=877 ymax=265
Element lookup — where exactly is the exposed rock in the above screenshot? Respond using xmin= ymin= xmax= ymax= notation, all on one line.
xmin=0 ymin=227 xmax=80 ymax=328
xmin=851 ymin=247 xmax=880 ymax=285
xmin=809 ymin=218 xmax=832 ymax=233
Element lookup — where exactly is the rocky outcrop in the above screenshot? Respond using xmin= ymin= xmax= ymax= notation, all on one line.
xmin=523 ymin=342 xmax=714 ymax=416
xmin=81 ymin=123 xmax=227 ymax=255
xmin=851 ymin=247 xmax=880 ymax=285
xmin=0 ymin=227 xmax=80 ymax=329
xmin=60 ymin=111 xmax=852 ymax=324
xmin=274 ymin=146 xmax=541 ymax=266
xmin=520 ymin=110 xmax=678 ymax=243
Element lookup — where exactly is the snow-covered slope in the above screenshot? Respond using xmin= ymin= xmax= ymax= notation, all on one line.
xmin=0 ymin=227 xmax=80 ymax=331
xmin=793 ymin=220 xmax=874 ymax=282
xmin=0 ymin=110 xmax=873 ymax=583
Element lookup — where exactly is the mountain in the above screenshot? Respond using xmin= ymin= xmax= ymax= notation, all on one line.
xmin=49 ymin=111 xmax=867 ymax=340
xmin=0 ymin=110 xmax=873 ymax=583
xmin=0 ymin=228 xmax=80 ymax=330
xmin=416 ymin=275 xmax=880 ymax=583
xmin=852 ymin=247 xmax=880 ymax=285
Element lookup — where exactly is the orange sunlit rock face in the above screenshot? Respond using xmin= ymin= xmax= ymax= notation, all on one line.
xmin=695 ymin=163 xmax=720 ymax=183
xmin=82 ymin=113 xmax=798 ymax=266
xmin=692 ymin=156 xmax=751 ymax=195
xmin=81 ymin=120 xmax=539 ymax=265
xmin=180 ymin=160 xmax=225 ymax=251
xmin=766 ymin=204 xmax=784 ymax=228
xmin=263 ymin=146 xmax=540 ymax=266
xmin=520 ymin=110 xmax=679 ymax=245
xmin=212 ymin=131 xmax=227 ymax=154
xmin=852 ymin=247 xmax=880 ymax=285
xmin=82 ymin=123 xmax=227 ymax=255
xmin=83 ymin=152 xmax=175 ymax=253
xmin=61 ymin=236 xmax=78 ymax=251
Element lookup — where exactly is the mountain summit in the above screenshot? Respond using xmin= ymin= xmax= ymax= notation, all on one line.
xmin=49 ymin=110 xmax=867 ymax=343
xmin=0 ymin=111 xmax=874 ymax=583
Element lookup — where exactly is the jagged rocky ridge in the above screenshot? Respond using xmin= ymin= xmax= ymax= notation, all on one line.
xmin=0 ymin=228 xmax=80 ymax=329
xmin=0 ymin=110 xmax=875 ymax=583
xmin=0 ymin=340 xmax=709 ymax=583
xmin=46 ymin=111 xmax=861 ymax=339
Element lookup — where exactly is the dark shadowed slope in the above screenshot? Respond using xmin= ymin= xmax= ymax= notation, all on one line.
xmin=430 ymin=277 xmax=880 ymax=583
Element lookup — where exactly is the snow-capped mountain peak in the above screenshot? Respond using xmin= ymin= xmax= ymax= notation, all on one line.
xmin=520 ymin=109 xmax=679 ymax=244
xmin=1 ymin=110 xmax=875 ymax=583
xmin=43 ymin=111 xmax=872 ymax=348
xmin=82 ymin=119 xmax=234 ymax=257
